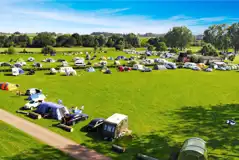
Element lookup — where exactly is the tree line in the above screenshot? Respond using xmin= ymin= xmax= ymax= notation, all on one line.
xmin=0 ymin=22 xmax=238 ymax=55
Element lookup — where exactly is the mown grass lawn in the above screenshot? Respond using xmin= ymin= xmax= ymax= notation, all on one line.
xmin=0 ymin=121 xmax=71 ymax=160
xmin=0 ymin=69 xmax=239 ymax=160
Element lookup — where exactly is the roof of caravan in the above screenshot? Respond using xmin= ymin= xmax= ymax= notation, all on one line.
xmin=105 ymin=113 xmax=128 ymax=124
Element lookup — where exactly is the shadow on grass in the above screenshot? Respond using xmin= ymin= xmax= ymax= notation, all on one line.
xmin=78 ymin=104 xmax=239 ymax=160
xmin=171 ymin=104 xmax=239 ymax=160
xmin=2 ymin=145 xmax=72 ymax=160
xmin=4 ymin=73 xmax=14 ymax=76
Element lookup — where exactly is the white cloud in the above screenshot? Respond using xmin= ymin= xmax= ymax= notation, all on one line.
xmin=0 ymin=3 xmax=232 ymax=34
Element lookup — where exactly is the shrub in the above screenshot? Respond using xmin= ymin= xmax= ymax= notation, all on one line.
xmin=115 ymin=45 xmax=124 ymax=51
xmin=198 ymin=56 xmax=204 ymax=63
xmin=169 ymin=48 xmax=179 ymax=54
xmin=8 ymin=46 xmax=16 ymax=54
xmin=41 ymin=45 xmax=56 ymax=55
xmin=186 ymin=50 xmax=193 ymax=54
xmin=200 ymin=43 xmax=218 ymax=56
xmin=147 ymin=45 xmax=154 ymax=51
xmin=228 ymin=55 xmax=235 ymax=61
xmin=190 ymin=55 xmax=199 ymax=63
xmin=155 ymin=42 xmax=167 ymax=51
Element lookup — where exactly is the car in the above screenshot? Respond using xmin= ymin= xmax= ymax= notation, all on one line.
xmin=165 ymin=62 xmax=177 ymax=69
xmin=204 ymin=68 xmax=213 ymax=72
xmin=23 ymin=100 xmax=41 ymax=110
xmin=25 ymin=88 xmax=42 ymax=96
xmin=87 ymin=118 xmax=105 ymax=131
xmin=192 ymin=66 xmax=201 ymax=71
xmin=62 ymin=113 xmax=89 ymax=126
xmin=141 ymin=66 xmax=152 ymax=72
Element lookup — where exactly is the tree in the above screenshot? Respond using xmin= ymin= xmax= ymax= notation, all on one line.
xmin=186 ymin=50 xmax=193 ymax=54
xmin=165 ymin=26 xmax=193 ymax=50
xmin=56 ymin=34 xmax=70 ymax=47
xmin=147 ymin=45 xmax=154 ymax=51
xmin=228 ymin=55 xmax=235 ymax=61
xmin=106 ymin=38 xmax=114 ymax=47
xmin=95 ymin=35 xmax=106 ymax=47
xmin=41 ymin=45 xmax=55 ymax=55
xmin=8 ymin=46 xmax=16 ymax=54
xmin=115 ymin=45 xmax=124 ymax=51
xmin=228 ymin=23 xmax=239 ymax=53
xmin=32 ymin=32 xmax=56 ymax=47
xmin=81 ymin=35 xmax=95 ymax=47
xmin=203 ymin=24 xmax=231 ymax=52
xmin=155 ymin=42 xmax=167 ymax=51
xmin=17 ymin=34 xmax=31 ymax=47
xmin=72 ymin=33 xmax=82 ymax=46
xmin=200 ymin=43 xmax=218 ymax=56
xmin=0 ymin=35 xmax=7 ymax=47
xmin=124 ymin=33 xmax=140 ymax=48
xmin=65 ymin=37 xmax=77 ymax=47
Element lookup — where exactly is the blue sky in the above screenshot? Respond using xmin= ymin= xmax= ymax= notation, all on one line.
xmin=1 ymin=0 xmax=238 ymax=34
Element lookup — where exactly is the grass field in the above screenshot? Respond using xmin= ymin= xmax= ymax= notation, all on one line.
xmin=0 ymin=121 xmax=71 ymax=160
xmin=0 ymin=69 xmax=239 ymax=159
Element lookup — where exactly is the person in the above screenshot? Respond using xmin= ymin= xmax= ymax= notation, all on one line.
xmin=58 ymin=99 xmax=63 ymax=105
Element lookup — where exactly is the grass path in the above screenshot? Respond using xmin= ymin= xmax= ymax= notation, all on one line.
xmin=0 ymin=109 xmax=111 ymax=160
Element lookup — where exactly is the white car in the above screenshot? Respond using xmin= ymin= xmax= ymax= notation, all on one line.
xmin=25 ymin=88 xmax=42 ymax=96
xmin=183 ymin=62 xmax=197 ymax=69
xmin=75 ymin=60 xmax=85 ymax=66
xmin=132 ymin=64 xmax=144 ymax=70
xmin=23 ymin=100 xmax=41 ymax=110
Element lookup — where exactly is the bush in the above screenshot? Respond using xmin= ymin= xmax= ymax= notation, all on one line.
xmin=169 ymin=48 xmax=179 ymax=54
xmin=115 ymin=45 xmax=124 ymax=51
xmin=200 ymin=43 xmax=218 ymax=56
xmin=155 ymin=42 xmax=167 ymax=51
xmin=41 ymin=45 xmax=56 ymax=55
xmin=228 ymin=55 xmax=235 ymax=61
xmin=186 ymin=50 xmax=193 ymax=54
xmin=190 ymin=55 xmax=199 ymax=63
xmin=8 ymin=46 xmax=16 ymax=54
xmin=147 ymin=45 xmax=154 ymax=51
xmin=198 ymin=56 xmax=204 ymax=63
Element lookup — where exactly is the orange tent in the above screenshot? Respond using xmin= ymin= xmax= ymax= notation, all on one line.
xmin=0 ymin=82 xmax=19 ymax=91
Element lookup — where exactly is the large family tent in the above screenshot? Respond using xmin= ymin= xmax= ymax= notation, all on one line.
xmin=35 ymin=102 xmax=69 ymax=120
xmin=178 ymin=137 xmax=208 ymax=160
xmin=0 ymin=82 xmax=19 ymax=91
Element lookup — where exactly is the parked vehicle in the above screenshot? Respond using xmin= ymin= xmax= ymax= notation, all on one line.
xmin=204 ymin=68 xmax=213 ymax=72
xmin=75 ymin=59 xmax=85 ymax=67
xmin=87 ymin=118 xmax=105 ymax=131
xmin=183 ymin=62 xmax=197 ymax=69
xmin=23 ymin=100 xmax=42 ymax=110
xmin=141 ymin=66 xmax=152 ymax=72
xmin=62 ymin=113 xmax=89 ymax=126
xmin=192 ymin=66 xmax=201 ymax=71
xmin=165 ymin=62 xmax=177 ymax=69
xmin=132 ymin=64 xmax=144 ymax=70
xmin=25 ymin=88 xmax=42 ymax=96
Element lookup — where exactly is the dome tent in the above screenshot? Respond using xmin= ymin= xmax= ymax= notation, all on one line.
xmin=87 ymin=67 xmax=95 ymax=72
xmin=0 ymin=82 xmax=19 ymax=91
xmin=178 ymin=137 xmax=208 ymax=160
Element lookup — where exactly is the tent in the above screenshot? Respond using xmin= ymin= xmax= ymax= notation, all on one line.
xmin=0 ymin=82 xmax=19 ymax=91
xmin=153 ymin=65 xmax=167 ymax=70
xmin=28 ymin=93 xmax=46 ymax=101
xmin=178 ymin=138 xmax=208 ymax=160
xmin=12 ymin=68 xmax=24 ymax=76
xmin=87 ymin=67 xmax=95 ymax=72
xmin=35 ymin=102 xmax=69 ymax=120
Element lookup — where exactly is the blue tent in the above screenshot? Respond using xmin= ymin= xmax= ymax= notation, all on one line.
xmin=36 ymin=102 xmax=69 ymax=120
xmin=19 ymin=68 xmax=24 ymax=74
xmin=87 ymin=67 xmax=95 ymax=72
xmin=28 ymin=93 xmax=46 ymax=101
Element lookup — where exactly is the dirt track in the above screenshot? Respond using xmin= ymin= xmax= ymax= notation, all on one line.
xmin=0 ymin=109 xmax=111 ymax=160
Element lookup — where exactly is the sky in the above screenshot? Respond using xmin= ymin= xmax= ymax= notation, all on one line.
xmin=0 ymin=0 xmax=239 ymax=34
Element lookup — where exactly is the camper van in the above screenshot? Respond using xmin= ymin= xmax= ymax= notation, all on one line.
xmin=102 ymin=113 xmax=128 ymax=139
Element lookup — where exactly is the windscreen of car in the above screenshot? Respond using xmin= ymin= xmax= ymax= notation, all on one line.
xmin=29 ymin=101 xmax=35 ymax=104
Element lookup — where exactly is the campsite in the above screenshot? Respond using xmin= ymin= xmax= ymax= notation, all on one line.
xmin=1 ymin=64 xmax=239 ymax=159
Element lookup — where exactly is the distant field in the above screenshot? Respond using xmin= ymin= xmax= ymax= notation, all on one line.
xmin=0 ymin=121 xmax=71 ymax=160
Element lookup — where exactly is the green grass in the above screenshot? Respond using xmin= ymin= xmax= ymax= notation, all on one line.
xmin=0 ymin=121 xmax=72 ymax=160
xmin=0 ymin=69 xmax=239 ymax=159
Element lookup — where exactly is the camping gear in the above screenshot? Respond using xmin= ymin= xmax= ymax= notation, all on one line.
xmin=102 ymin=113 xmax=129 ymax=139
xmin=61 ymin=113 xmax=89 ymax=126
xmin=16 ymin=110 xmax=29 ymax=115
xmin=14 ymin=63 xmax=23 ymax=68
xmin=87 ymin=67 xmax=95 ymax=72
xmin=50 ymin=68 xmax=57 ymax=75
xmin=137 ymin=153 xmax=158 ymax=160
xmin=33 ymin=62 xmax=43 ymax=68
xmin=226 ymin=120 xmax=236 ymax=126
xmin=57 ymin=123 xmax=74 ymax=132
xmin=0 ymin=82 xmax=19 ymax=91
xmin=28 ymin=112 xmax=42 ymax=119
xmin=112 ymin=145 xmax=125 ymax=153
xmin=27 ymin=70 xmax=35 ymax=75
xmin=153 ymin=65 xmax=167 ymax=70
xmin=104 ymin=69 xmax=112 ymax=74
xmin=28 ymin=57 xmax=35 ymax=62
xmin=178 ymin=137 xmax=208 ymax=160
xmin=12 ymin=68 xmax=24 ymax=76
xmin=75 ymin=59 xmax=85 ymax=66
xmin=35 ymin=102 xmax=69 ymax=120
xmin=25 ymin=88 xmax=42 ymax=96
xmin=28 ymin=93 xmax=46 ymax=102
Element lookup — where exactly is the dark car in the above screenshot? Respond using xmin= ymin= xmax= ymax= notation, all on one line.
xmin=87 ymin=118 xmax=105 ymax=131
xmin=62 ymin=113 xmax=89 ymax=126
